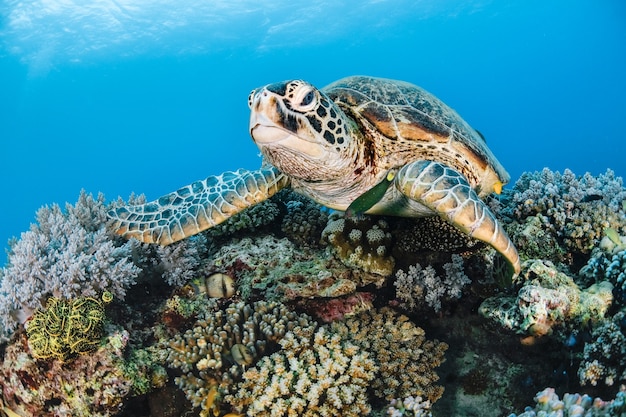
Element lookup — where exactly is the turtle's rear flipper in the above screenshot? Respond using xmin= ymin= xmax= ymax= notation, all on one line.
xmin=396 ymin=160 xmax=521 ymax=278
xmin=108 ymin=166 xmax=288 ymax=245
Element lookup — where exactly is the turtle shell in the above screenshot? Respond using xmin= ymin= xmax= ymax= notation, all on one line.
xmin=323 ymin=76 xmax=510 ymax=189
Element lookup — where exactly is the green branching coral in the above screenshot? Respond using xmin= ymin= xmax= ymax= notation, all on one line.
xmin=26 ymin=293 xmax=110 ymax=362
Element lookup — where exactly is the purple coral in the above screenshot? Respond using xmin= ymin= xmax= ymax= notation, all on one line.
xmin=0 ymin=191 xmax=139 ymax=340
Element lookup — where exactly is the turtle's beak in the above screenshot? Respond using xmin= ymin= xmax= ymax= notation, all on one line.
xmin=249 ymin=87 xmax=291 ymax=144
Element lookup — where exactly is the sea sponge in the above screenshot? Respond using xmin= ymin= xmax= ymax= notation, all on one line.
xmin=329 ymin=307 xmax=448 ymax=403
xmin=321 ymin=212 xmax=395 ymax=276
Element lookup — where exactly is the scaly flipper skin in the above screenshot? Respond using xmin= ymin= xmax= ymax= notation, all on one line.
xmin=395 ymin=160 xmax=521 ymax=276
xmin=108 ymin=166 xmax=289 ymax=245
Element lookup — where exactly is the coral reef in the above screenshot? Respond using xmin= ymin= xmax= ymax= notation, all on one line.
xmin=321 ymin=212 xmax=395 ymax=276
xmin=503 ymin=168 xmax=626 ymax=263
xmin=394 ymin=254 xmax=471 ymax=312
xmin=26 ymin=293 xmax=110 ymax=362
xmin=166 ymin=299 xmax=317 ymax=416
xmin=0 ymin=192 xmax=140 ymax=341
xmin=578 ymin=309 xmax=626 ymax=387
xmin=298 ymin=292 xmax=375 ymax=323
xmin=329 ymin=307 xmax=448 ymax=403
xmin=479 ymin=259 xmax=614 ymax=339
xmin=386 ymin=396 xmax=433 ymax=417
xmin=508 ymin=387 xmax=626 ymax=417
xmin=277 ymin=190 xmax=329 ymax=247
xmin=205 ymin=234 xmax=384 ymax=302
xmin=0 ymin=192 xmax=208 ymax=342
xmin=226 ymin=326 xmax=376 ymax=417
xmin=2 ymin=167 xmax=626 ymax=416
xmin=0 ymin=330 xmax=166 ymax=417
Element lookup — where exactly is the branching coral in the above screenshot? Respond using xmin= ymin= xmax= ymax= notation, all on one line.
xmin=0 ymin=191 xmax=139 ymax=341
xmin=394 ymin=254 xmax=471 ymax=312
xmin=226 ymin=326 xmax=376 ymax=417
xmin=166 ymin=299 xmax=317 ymax=417
xmin=577 ymin=310 xmax=626 ymax=387
xmin=503 ymin=168 xmax=626 ymax=261
xmin=0 ymin=191 xmax=208 ymax=342
xmin=329 ymin=307 xmax=448 ymax=403
xmin=509 ymin=387 xmax=626 ymax=417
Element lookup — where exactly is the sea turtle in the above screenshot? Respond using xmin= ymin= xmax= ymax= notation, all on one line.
xmin=108 ymin=75 xmax=521 ymax=277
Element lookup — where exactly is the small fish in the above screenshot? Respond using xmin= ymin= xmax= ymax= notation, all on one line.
xmin=346 ymin=170 xmax=396 ymax=217
xmin=581 ymin=194 xmax=603 ymax=202
xmin=604 ymin=227 xmax=622 ymax=246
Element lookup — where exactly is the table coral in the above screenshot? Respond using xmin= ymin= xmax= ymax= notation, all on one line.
xmin=26 ymin=294 xmax=109 ymax=362
xmin=321 ymin=212 xmax=395 ymax=276
xmin=166 ymin=299 xmax=317 ymax=417
xmin=225 ymin=326 xmax=376 ymax=417
xmin=329 ymin=307 xmax=448 ymax=403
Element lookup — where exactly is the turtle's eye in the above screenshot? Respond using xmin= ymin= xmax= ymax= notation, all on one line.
xmin=293 ymin=87 xmax=317 ymax=112
xmin=301 ymin=91 xmax=315 ymax=106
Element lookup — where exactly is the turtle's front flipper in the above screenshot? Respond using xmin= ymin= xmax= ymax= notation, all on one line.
xmin=396 ymin=160 xmax=521 ymax=278
xmin=108 ymin=166 xmax=289 ymax=245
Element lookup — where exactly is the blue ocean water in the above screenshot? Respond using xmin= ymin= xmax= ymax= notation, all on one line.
xmin=0 ymin=0 xmax=624 ymax=265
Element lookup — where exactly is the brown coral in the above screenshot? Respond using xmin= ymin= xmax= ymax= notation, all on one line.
xmin=321 ymin=212 xmax=395 ymax=276
xmin=329 ymin=307 xmax=448 ymax=403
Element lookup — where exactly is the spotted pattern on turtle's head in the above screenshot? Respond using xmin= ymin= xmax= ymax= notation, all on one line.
xmin=249 ymin=80 xmax=350 ymax=151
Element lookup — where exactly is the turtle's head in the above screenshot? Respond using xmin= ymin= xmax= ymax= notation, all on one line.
xmin=248 ymin=80 xmax=355 ymax=181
